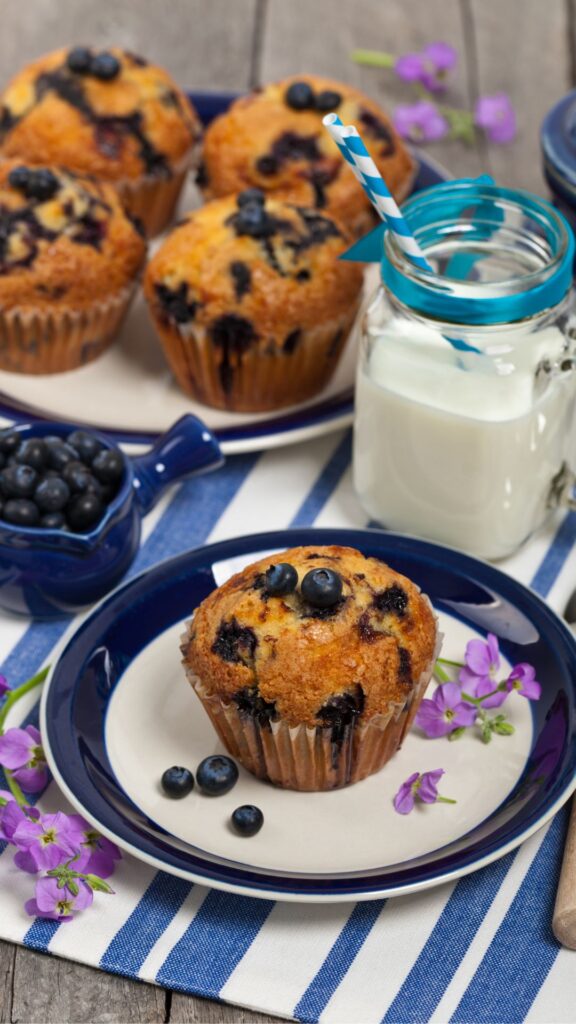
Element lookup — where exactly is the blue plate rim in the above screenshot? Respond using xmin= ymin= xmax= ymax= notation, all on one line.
xmin=40 ymin=526 xmax=576 ymax=903
xmin=0 ymin=89 xmax=450 ymax=453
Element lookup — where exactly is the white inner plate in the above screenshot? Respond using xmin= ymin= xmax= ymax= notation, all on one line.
xmin=105 ymin=611 xmax=532 ymax=876
xmin=0 ymin=175 xmax=372 ymax=440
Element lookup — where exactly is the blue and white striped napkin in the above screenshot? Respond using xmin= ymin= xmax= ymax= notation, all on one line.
xmin=0 ymin=428 xmax=574 ymax=1024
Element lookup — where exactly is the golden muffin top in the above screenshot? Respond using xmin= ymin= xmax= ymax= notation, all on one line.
xmin=0 ymin=160 xmax=146 ymax=310
xmin=144 ymin=191 xmax=363 ymax=338
xmin=182 ymin=545 xmax=438 ymax=728
xmin=0 ymin=47 xmax=201 ymax=181
xmin=200 ymin=75 xmax=414 ymax=229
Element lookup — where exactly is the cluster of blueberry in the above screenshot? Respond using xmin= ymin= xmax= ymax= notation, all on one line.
xmin=265 ymin=562 xmax=343 ymax=608
xmin=66 ymin=47 xmax=121 ymax=81
xmin=231 ymin=188 xmax=278 ymax=239
xmin=0 ymin=429 xmax=125 ymax=532
xmin=161 ymin=756 xmax=263 ymax=837
xmin=8 ymin=166 xmax=60 ymax=202
xmin=284 ymin=81 xmax=342 ymax=113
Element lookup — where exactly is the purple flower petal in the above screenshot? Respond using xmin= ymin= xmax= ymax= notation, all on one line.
xmin=434 ymin=682 xmax=462 ymax=712
xmin=393 ymin=772 xmax=420 ymax=814
xmin=393 ymin=101 xmax=449 ymax=142
xmin=0 ymin=675 xmax=9 ymax=698
xmin=415 ymin=698 xmax=454 ymax=737
xmin=12 ymin=765 xmax=50 ymax=794
xmin=474 ymin=94 xmax=516 ymax=143
xmin=0 ymin=728 xmax=34 ymax=770
xmin=458 ymin=666 xmax=487 ymax=691
xmin=463 ymin=638 xmax=492 ymax=675
xmin=423 ymin=42 xmax=458 ymax=72
xmin=508 ymin=663 xmax=542 ymax=700
xmin=74 ymin=881 xmax=94 ymax=912
xmin=25 ymin=897 xmax=66 ymax=921
xmin=395 ymin=53 xmax=426 ymax=83
xmin=13 ymin=848 xmax=40 ymax=873
xmin=473 ymin=676 xmax=508 ymax=709
xmin=452 ymin=701 xmax=478 ymax=727
xmin=419 ymin=768 xmax=445 ymax=803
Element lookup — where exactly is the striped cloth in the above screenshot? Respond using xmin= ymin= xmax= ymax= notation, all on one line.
xmin=0 ymin=427 xmax=575 ymax=1024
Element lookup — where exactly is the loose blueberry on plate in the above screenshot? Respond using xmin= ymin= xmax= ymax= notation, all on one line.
xmin=196 ymin=755 xmax=239 ymax=796
xmin=161 ymin=766 xmax=195 ymax=799
xmin=231 ymin=805 xmax=264 ymax=837
xmin=92 ymin=449 xmax=125 ymax=484
xmin=34 ymin=477 xmax=70 ymax=513
xmin=301 ymin=567 xmax=343 ymax=608
xmin=3 ymin=499 xmax=41 ymax=527
xmin=265 ymin=562 xmax=298 ymax=596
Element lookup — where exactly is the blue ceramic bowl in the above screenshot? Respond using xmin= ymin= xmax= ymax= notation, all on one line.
xmin=0 ymin=415 xmax=222 ymax=618
xmin=541 ymin=90 xmax=576 ymax=232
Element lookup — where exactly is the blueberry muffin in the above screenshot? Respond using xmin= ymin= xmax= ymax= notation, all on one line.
xmin=181 ymin=545 xmax=440 ymax=791
xmin=200 ymin=76 xmax=415 ymax=237
xmin=0 ymin=47 xmax=201 ymax=236
xmin=144 ymin=190 xmax=363 ymax=412
xmin=0 ymin=161 xmax=145 ymax=373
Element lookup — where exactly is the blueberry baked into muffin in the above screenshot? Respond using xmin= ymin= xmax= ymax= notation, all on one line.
xmin=0 ymin=47 xmax=201 ymax=235
xmin=181 ymin=545 xmax=440 ymax=791
xmin=0 ymin=160 xmax=145 ymax=373
xmin=144 ymin=190 xmax=363 ymax=412
xmin=200 ymin=75 xmax=414 ymax=236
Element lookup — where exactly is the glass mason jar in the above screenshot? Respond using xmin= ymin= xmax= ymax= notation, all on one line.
xmin=353 ymin=180 xmax=576 ymax=560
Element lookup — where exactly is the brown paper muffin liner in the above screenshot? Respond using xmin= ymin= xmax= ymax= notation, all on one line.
xmin=0 ymin=283 xmax=137 ymax=375
xmin=116 ymin=148 xmax=197 ymax=238
xmin=151 ymin=305 xmax=361 ymax=413
xmin=181 ymin=608 xmax=442 ymax=792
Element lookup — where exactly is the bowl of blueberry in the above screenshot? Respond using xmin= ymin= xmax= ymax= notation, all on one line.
xmin=0 ymin=415 xmax=222 ymax=618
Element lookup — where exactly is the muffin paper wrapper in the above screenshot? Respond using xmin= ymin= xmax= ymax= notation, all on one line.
xmin=0 ymin=283 xmax=137 ymax=375
xmin=116 ymin=147 xmax=198 ymax=238
xmin=152 ymin=305 xmax=361 ymax=413
xmin=181 ymin=605 xmax=442 ymax=792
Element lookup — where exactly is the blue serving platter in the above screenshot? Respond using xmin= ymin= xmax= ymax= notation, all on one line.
xmin=41 ymin=527 xmax=576 ymax=903
xmin=0 ymin=92 xmax=449 ymax=455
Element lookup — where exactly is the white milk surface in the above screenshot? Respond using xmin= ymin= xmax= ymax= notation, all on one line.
xmin=354 ymin=314 xmax=575 ymax=559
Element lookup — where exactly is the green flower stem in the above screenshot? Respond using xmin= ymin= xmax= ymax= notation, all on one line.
xmin=461 ymin=688 xmax=500 ymax=706
xmin=436 ymin=796 xmax=457 ymax=805
xmin=350 ymin=49 xmax=396 ymax=68
xmin=0 ymin=666 xmax=50 ymax=734
xmin=4 ymin=769 xmax=27 ymax=808
xmin=437 ymin=657 xmax=465 ymax=669
xmin=434 ymin=662 xmax=450 ymax=683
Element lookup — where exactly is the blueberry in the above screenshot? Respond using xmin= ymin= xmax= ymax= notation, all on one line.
xmin=285 ymin=81 xmax=315 ymax=110
xmin=62 ymin=463 xmax=102 ymax=496
xmin=3 ymin=499 xmax=41 ymax=527
xmin=255 ymin=155 xmax=279 ymax=176
xmin=265 ymin=562 xmax=298 ymax=596
xmin=315 ymin=90 xmax=342 ymax=112
xmin=91 ymin=449 xmax=125 ymax=484
xmin=0 ymin=430 xmax=20 ymax=456
xmin=0 ymin=453 xmax=4 ymax=471
xmin=161 ymin=766 xmax=194 ymax=799
xmin=66 ymin=430 xmax=104 ymax=465
xmin=90 ymin=52 xmax=121 ymax=81
xmin=34 ymin=477 xmax=70 ymax=512
xmin=237 ymin=188 xmax=265 ymax=207
xmin=231 ymin=805 xmax=264 ymax=837
xmin=196 ymin=755 xmax=239 ymax=796
xmin=45 ymin=440 xmax=80 ymax=471
xmin=67 ymin=493 xmax=105 ymax=531
xmin=26 ymin=170 xmax=60 ymax=202
xmin=15 ymin=439 xmax=47 ymax=471
xmin=66 ymin=47 xmax=92 ymax=75
xmin=41 ymin=511 xmax=66 ymax=530
xmin=0 ymin=464 xmax=38 ymax=499
xmin=301 ymin=567 xmax=343 ymax=608
xmin=8 ymin=166 xmax=31 ymax=192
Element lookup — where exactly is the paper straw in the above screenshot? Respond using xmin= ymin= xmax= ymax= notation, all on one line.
xmin=323 ymin=112 xmax=481 ymax=357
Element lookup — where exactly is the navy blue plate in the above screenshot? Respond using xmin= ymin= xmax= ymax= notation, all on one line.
xmin=0 ymin=91 xmax=449 ymax=450
xmin=41 ymin=528 xmax=576 ymax=902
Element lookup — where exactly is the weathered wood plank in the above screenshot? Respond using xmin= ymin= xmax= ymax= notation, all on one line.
xmin=0 ymin=941 xmax=15 ymax=1024
xmin=169 ymin=991 xmax=283 ymax=1023
xmin=468 ymin=0 xmax=571 ymax=194
xmin=260 ymin=0 xmax=484 ymax=181
xmin=9 ymin=945 xmax=165 ymax=1023
xmin=0 ymin=0 xmax=258 ymax=90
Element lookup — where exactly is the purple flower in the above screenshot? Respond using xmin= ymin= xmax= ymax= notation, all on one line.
xmin=458 ymin=633 xmax=507 ymax=707
xmin=393 ymin=101 xmax=449 ymax=142
xmin=415 ymin=682 xmax=477 ymax=737
xmin=507 ymin=663 xmax=542 ymax=701
xmin=12 ymin=811 xmax=84 ymax=871
xmin=395 ymin=41 xmax=457 ymax=92
xmin=25 ymin=876 xmax=93 ymax=922
xmin=0 ymin=725 xmax=49 ymax=793
xmin=474 ymin=93 xmax=516 ymax=143
xmin=0 ymin=675 xmax=9 ymax=699
xmin=67 ymin=815 xmax=122 ymax=878
xmin=393 ymin=769 xmax=446 ymax=814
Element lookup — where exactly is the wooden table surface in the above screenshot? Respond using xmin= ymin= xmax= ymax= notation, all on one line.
xmin=0 ymin=0 xmax=573 ymax=1021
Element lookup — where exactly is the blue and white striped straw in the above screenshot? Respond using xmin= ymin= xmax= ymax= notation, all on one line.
xmin=323 ymin=112 xmax=482 ymax=358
